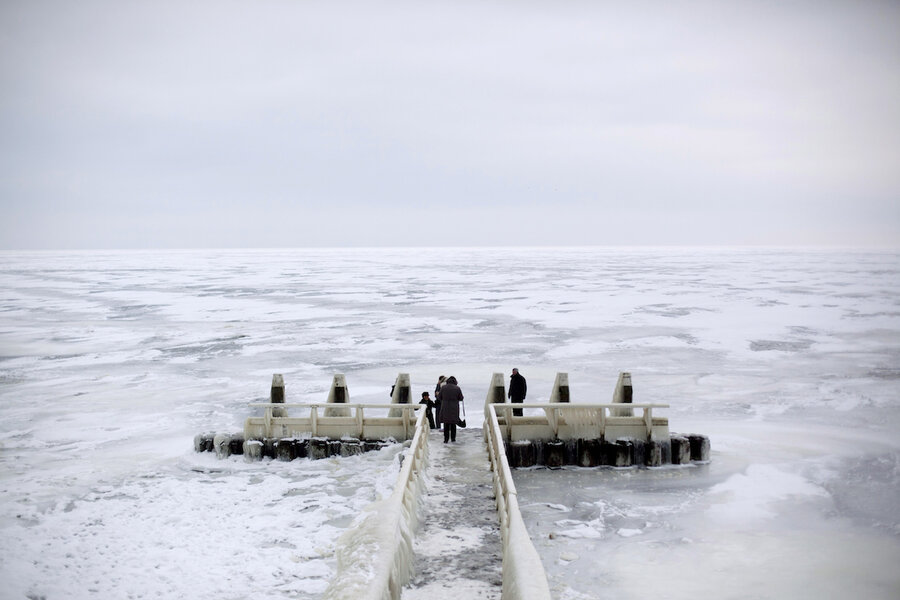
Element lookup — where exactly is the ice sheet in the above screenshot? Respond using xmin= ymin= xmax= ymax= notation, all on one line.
xmin=1 ymin=247 xmax=898 ymax=599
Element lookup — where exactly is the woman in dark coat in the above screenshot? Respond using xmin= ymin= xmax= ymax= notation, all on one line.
xmin=438 ymin=376 xmax=463 ymax=443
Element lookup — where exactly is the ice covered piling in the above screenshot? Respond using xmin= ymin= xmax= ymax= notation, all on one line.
xmin=196 ymin=373 xmax=422 ymax=461
xmin=493 ymin=372 xmax=710 ymax=468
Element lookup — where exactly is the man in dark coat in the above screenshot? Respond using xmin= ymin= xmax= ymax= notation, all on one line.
xmin=438 ymin=376 xmax=463 ymax=443
xmin=508 ymin=368 xmax=527 ymax=417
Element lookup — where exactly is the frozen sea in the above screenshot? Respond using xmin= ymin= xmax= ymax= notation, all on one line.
xmin=0 ymin=247 xmax=898 ymax=599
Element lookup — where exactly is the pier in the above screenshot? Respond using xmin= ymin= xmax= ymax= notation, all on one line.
xmin=195 ymin=371 xmax=710 ymax=599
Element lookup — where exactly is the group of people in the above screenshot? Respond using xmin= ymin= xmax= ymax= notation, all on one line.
xmin=419 ymin=374 xmax=463 ymax=443
xmin=417 ymin=368 xmax=527 ymax=442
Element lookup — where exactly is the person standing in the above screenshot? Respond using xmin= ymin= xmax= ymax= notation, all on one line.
xmin=434 ymin=375 xmax=446 ymax=431
xmin=419 ymin=391 xmax=436 ymax=429
xmin=508 ymin=368 xmax=527 ymax=417
xmin=439 ymin=376 xmax=463 ymax=443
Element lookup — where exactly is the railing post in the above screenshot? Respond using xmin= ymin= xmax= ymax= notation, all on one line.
xmin=311 ymin=406 xmax=318 ymax=437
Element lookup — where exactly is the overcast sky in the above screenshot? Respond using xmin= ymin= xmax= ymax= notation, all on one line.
xmin=1 ymin=0 xmax=898 ymax=249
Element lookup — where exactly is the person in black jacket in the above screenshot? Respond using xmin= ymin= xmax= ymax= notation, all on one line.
xmin=438 ymin=376 xmax=463 ymax=443
xmin=419 ymin=391 xmax=436 ymax=429
xmin=434 ymin=375 xmax=446 ymax=431
xmin=508 ymin=368 xmax=527 ymax=417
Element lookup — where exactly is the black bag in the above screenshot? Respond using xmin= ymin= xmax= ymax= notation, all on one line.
xmin=457 ymin=400 xmax=467 ymax=428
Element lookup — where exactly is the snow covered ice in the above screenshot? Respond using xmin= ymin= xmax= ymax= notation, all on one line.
xmin=1 ymin=247 xmax=898 ymax=599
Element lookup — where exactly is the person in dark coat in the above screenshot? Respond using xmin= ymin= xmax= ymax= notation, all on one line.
xmin=419 ymin=391 xmax=436 ymax=429
xmin=434 ymin=375 xmax=446 ymax=431
xmin=508 ymin=368 xmax=527 ymax=417
xmin=438 ymin=376 xmax=463 ymax=443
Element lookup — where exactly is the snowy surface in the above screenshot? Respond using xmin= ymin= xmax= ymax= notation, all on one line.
xmin=1 ymin=247 xmax=898 ymax=599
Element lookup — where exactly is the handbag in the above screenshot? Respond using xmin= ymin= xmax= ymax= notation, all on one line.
xmin=457 ymin=400 xmax=467 ymax=428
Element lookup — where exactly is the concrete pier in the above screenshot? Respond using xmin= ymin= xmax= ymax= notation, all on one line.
xmin=403 ymin=427 xmax=502 ymax=599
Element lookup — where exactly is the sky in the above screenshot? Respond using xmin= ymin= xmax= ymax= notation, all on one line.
xmin=1 ymin=0 xmax=898 ymax=250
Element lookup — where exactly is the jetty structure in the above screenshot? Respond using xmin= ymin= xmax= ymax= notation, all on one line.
xmin=195 ymin=371 xmax=710 ymax=600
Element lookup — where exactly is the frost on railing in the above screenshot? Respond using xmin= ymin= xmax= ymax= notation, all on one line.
xmin=484 ymin=404 xmax=553 ymax=600
xmin=323 ymin=408 xmax=430 ymax=600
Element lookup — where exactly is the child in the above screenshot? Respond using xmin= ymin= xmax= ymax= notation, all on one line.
xmin=419 ymin=391 xmax=436 ymax=429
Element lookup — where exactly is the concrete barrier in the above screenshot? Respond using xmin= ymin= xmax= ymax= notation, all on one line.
xmin=611 ymin=371 xmax=633 ymax=416
xmin=549 ymin=372 xmax=570 ymax=403
xmin=271 ymin=374 xmax=288 ymax=417
xmin=388 ymin=373 xmax=411 ymax=418
xmin=484 ymin=372 xmax=507 ymax=417
xmin=324 ymin=374 xmax=351 ymax=417
xmin=244 ymin=403 xmax=421 ymax=442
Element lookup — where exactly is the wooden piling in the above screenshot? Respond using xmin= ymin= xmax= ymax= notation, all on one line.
xmin=688 ymin=434 xmax=710 ymax=462
xmin=670 ymin=435 xmax=691 ymax=464
xmin=543 ymin=440 xmax=565 ymax=468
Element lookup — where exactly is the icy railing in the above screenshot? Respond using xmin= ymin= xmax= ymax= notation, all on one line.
xmin=244 ymin=403 xmax=421 ymax=441
xmin=484 ymin=404 xmax=553 ymax=600
xmin=493 ymin=402 xmax=670 ymax=442
xmin=322 ymin=408 xmax=430 ymax=600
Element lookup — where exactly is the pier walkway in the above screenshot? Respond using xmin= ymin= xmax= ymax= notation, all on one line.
xmin=403 ymin=427 xmax=503 ymax=599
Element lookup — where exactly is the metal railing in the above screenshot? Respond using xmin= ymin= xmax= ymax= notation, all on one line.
xmin=484 ymin=404 xmax=553 ymax=600
xmin=322 ymin=407 xmax=430 ymax=600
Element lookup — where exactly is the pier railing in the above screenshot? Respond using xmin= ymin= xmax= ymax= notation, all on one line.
xmin=493 ymin=402 xmax=670 ymax=442
xmin=484 ymin=404 xmax=553 ymax=600
xmin=244 ymin=403 xmax=421 ymax=441
xmin=323 ymin=407 xmax=430 ymax=600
